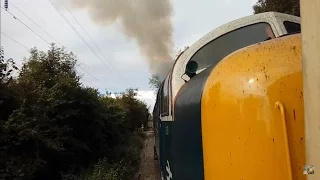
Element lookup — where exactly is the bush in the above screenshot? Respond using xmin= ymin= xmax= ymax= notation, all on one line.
xmin=0 ymin=45 xmax=149 ymax=179
xmin=65 ymin=134 xmax=144 ymax=180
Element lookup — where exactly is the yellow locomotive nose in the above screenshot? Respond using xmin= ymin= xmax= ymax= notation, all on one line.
xmin=201 ymin=34 xmax=305 ymax=180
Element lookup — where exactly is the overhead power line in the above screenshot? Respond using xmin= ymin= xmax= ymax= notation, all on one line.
xmin=0 ymin=31 xmax=116 ymax=92
xmin=1 ymin=5 xmax=112 ymax=89
xmin=9 ymin=2 xmax=63 ymax=47
xmin=78 ymin=67 xmax=116 ymax=92
xmin=60 ymin=2 xmax=116 ymax=69
xmin=47 ymin=0 xmax=113 ymax=73
xmin=1 ymin=31 xmax=29 ymax=51
xmin=1 ymin=6 xmax=51 ymax=45
xmin=2 ymin=5 xmax=93 ymax=70
xmin=66 ymin=7 xmax=115 ymax=69
xmin=51 ymin=0 xmax=139 ymax=88
xmin=60 ymin=1 xmax=132 ymax=83
xmin=2 ymin=1 xmax=126 ymax=91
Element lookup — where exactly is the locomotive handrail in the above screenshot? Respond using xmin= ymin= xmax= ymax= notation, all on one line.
xmin=275 ymin=101 xmax=293 ymax=180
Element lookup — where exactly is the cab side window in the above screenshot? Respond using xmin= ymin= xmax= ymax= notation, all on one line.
xmin=160 ymin=75 xmax=170 ymax=116
xmin=188 ymin=22 xmax=274 ymax=72
xmin=283 ymin=21 xmax=301 ymax=34
xmin=154 ymin=88 xmax=161 ymax=118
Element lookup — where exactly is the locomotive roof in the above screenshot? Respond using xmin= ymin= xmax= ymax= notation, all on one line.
xmin=169 ymin=12 xmax=300 ymax=104
xmin=180 ymin=12 xmax=300 ymax=63
xmin=153 ymin=12 xmax=300 ymax=113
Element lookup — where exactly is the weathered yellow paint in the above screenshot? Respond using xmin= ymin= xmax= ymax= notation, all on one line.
xmin=201 ymin=34 xmax=306 ymax=180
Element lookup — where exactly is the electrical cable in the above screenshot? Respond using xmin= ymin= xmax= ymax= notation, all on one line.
xmin=47 ymin=0 xmax=113 ymax=73
xmin=0 ymin=32 xmax=116 ymax=92
xmin=50 ymin=0 xmax=138 ymax=87
xmin=9 ymin=2 xmax=63 ymax=47
xmin=1 ymin=31 xmax=29 ymax=51
xmin=1 ymin=6 xmax=51 ymax=45
xmin=63 ymin=3 xmax=133 ymax=83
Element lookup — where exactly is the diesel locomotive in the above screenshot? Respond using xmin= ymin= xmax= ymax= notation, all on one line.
xmin=152 ymin=12 xmax=304 ymax=180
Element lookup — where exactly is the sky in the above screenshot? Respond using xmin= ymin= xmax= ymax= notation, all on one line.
xmin=0 ymin=0 xmax=257 ymax=112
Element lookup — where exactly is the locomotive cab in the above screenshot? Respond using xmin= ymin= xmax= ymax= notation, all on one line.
xmin=153 ymin=12 xmax=303 ymax=180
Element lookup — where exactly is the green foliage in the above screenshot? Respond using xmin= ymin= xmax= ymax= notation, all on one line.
xmin=61 ymin=134 xmax=144 ymax=180
xmin=0 ymin=46 xmax=19 ymax=121
xmin=253 ymin=0 xmax=300 ymax=16
xmin=0 ymin=45 xmax=148 ymax=179
xmin=115 ymin=88 xmax=149 ymax=131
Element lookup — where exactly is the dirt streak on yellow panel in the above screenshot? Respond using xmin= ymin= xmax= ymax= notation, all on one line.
xmin=201 ymin=34 xmax=305 ymax=180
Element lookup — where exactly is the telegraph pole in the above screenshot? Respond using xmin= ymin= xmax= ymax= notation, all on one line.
xmin=300 ymin=0 xmax=320 ymax=179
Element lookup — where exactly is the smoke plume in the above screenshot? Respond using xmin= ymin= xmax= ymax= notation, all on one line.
xmin=65 ymin=0 xmax=174 ymax=81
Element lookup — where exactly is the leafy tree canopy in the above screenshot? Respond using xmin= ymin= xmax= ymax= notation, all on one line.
xmin=148 ymin=74 xmax=161 ymax=91
xmin=253 ymin=0 xmax=300 ymax=16
xmin=0 ymin=45 xmax=149 ymax=180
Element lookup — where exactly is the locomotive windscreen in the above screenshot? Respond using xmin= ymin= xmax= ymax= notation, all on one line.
xmin=188 ymin=22 xmax=274 ymax=72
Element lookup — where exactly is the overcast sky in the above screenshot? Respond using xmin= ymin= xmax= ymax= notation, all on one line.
xmin=0 ymin=0 xmax=257 ymax=111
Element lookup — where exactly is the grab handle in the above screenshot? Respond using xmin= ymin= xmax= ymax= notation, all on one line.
xmin=275 ymin=101 xmax=293 ymax=180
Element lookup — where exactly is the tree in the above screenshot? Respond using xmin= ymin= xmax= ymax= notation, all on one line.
xmin=0 ymin=46 xmax=19 ymax=122
xmin=1 ymin=45 xmax=88 ymax=179
xmin=116 ymin=88 xmax=149 ymax=131
xmin=0 ymin=45 xmax=147 ymax=179
xmin=148 ymin=46 xmax=190 ymax=93
xmin=0 ymin=44 xmax=150 ymax=180
xmin=174 ymin=46 xmax=189 ymax=59
xmin=253 ymin=0 xmax=300 ymax=16
xmin=148 ymin=74 xmax=161 ymax=91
